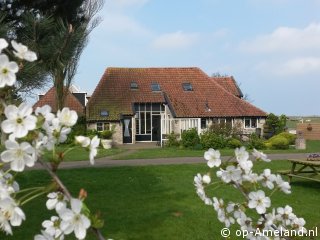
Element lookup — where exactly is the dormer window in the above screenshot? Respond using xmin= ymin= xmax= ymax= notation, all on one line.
xmin=182 ymin=83 xmax=193 ymax=91
xmin=100 ymin=110 xmax=109 ymax=117
xmin=130 ymin=81 xmax=138 ymax=90
xmin=151 ymin=83 xmax=161 ymax=91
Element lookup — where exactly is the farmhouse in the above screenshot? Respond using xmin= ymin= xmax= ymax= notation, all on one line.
xmin=87 ymin=67 xmax=267 ymax=145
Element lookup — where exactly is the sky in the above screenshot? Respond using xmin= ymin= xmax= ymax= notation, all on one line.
xmin=75 ymin=0 xmax=320 ymax=116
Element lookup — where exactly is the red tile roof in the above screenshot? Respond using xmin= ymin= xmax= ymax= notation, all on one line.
xmin=87 ymin=67 xmax=266 ymax=121
xmin=33 ymin=87 xmax=85 ymax=115
xmin=211 ymin=76 xmax=243 ymax=98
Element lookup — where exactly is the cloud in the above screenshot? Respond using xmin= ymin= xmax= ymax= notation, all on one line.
xmin=101 ymin=13 xmax=150 ymax=36
xmin=255 ymin=57 xmax=320 ymax=76
xmin=239 ymin=23 xmax=320 ymax=53
xmin=151 ymin=31 xmax=198 ymax=50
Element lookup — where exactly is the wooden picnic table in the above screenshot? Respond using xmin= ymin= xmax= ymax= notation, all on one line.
xmin=279 ymin=159 xmax=320 ymax=183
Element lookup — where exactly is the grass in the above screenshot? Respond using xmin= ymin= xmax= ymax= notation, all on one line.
xmin=2 ymin=161 xmax=319 ymax=240
xmin=114 ymin=140 xmax=320 ymax=160
xmin=287 ymin=116 xmax=320 ymax=129
xmin=42 ymin=145 xmax=125 ymax=162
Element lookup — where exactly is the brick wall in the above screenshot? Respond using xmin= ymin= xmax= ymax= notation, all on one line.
xmin=297 ymin=123 xmax=320 ymax=140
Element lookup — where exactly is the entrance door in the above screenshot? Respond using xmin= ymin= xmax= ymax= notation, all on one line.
xmin=123 ymin=118 xmax=132 ymax=143
xmin=152 ymin=115 xmax=161 ymax=141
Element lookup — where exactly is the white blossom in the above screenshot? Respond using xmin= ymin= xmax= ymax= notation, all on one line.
xmin=46 ymin=192 xmax=67 ymax=212
xmin=34 ymin=230 xmax=55 ymax=240
xmin=11 ymin=40 xmax=37 ymax=62
xmin=202 ymin=174 xmax=211 ymax=184
xmin=35 ymin=105 xmax=55 ymax=124
xmin=58 ymin=198 xmax=91 ymax=240
xmin=252 ymin=149 xmax=271 ymax=162
xmin=0 ymin=54 xmax=19 ymax=88
xmin=217 ymin=165 xmax=242 ymax=183
xmin=0 ymin=38 xmax=8 ymax=53
xmin=204 ymin=148 xmax=221 ymax=168
xmin=292 ymin=217 xmax=306 ymax=232
xmin=0 ymin=198 xmax=25 ymax=227
xmin=260 ymin=169 xmax=276 ymax=189
xmin=75 ymin=136 xmax=90 ymax=148
xmin=0 ymin=211 xmax=12 ymax=235
xmin=194 ymin=174 xmax=212 ymax=205
xmin=44 ymin=118 xmax=71 ymax=144
xmin=235 ymin=146 xmax=249 ymax=162
xmin=0 ymin=171 xmax=19 ymax=195
xmin=243 ymin=172 xmax=260 ymax=184
xmin=57 ymin=108 xmax=78 ymax=127
xmin=1 ymin=140 xmax=36 ymax=172
xmin=42 ymin=216 xmax=64 ymax=240
xmin=89 ymin=136 xmax=100 ymax=165
xmin=276 ymin=205 xmax=296 ymax=226
xmin=248 ymin=190 xmax=271 ymax=214
xmin=1 ymin=103 xmax=37 ymax=139
xmin=275 ymin=175 xmax=291 ymax=194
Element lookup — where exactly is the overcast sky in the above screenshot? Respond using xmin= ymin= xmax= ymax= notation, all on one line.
xmin=75 ymin=0 xmax=320 ymax=116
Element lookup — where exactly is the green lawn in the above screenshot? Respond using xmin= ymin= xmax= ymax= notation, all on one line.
xmin=2 ymin=161 xmax=319 ymax=240
xmin=42 ymin=145 xmax=125 ymax=162
xmin=114 ymin=140 xmax=320 ymax=160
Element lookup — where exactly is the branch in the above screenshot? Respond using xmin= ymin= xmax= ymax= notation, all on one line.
xmin=38 ymin=158 xmax=106 ymax=240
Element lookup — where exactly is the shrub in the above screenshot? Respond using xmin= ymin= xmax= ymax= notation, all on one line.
xmin=275 ymin=132 xmax=296 ymax=145
xmin=269 ymin=136 xmax=289 ymax=149
xmin=65 ymin=116 xmax=87 ymax=144
xmin=227 ymin=138 xmax=242 ymax=148
xmin=165 ymin=132 xmax=180 ymax=147
xmin=247 ymin=133 xmax=265 ymax=150
xmin=86 ymin=129 xmax=98 ymax=138
xmin=200 ymin=131 xmax=227 ymax=149
xmin=99 ymin=130 xmax=113 ymax=139
xmin=181 ymin=128 xmax=200 ymax=148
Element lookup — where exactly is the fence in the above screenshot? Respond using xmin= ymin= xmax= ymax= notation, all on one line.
xmin=296 ymin=123 xmax=320 ymax=140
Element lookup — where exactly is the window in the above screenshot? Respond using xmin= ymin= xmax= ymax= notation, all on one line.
xmin=97 ymin=122 xmax=112 ymax=131
xmin=244 ymin=118 xmax=257 ymax=128
xmin=151 ymin=83 xmax=161 ymax=91
xmin=182 ymin=83 xmax=193 ymax=91
xmin=130 ymin=81 xmax=138 ymax=90
xmin=201 ymin=118 xmax=207 ymax=129
xmin=100 ymin=110 xmax=109 ymax=117
xmin=97 ymin=122 xmax=103 ymax=131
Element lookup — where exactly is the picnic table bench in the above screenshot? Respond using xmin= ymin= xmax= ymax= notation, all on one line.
xmin=279 ymin=154 xmax=320 ymax=183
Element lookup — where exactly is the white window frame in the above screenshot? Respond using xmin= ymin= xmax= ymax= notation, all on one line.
xmin=244 ymin=118 xmax=258 ymax=129
xmin=96 ymin=122 xmax=113 ymax=132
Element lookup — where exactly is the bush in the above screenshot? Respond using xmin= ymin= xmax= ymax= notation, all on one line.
xmin=268 ymin=136 xmax=289 ymax=149
xmin=181 ymin=128 xmax=200 ymax=149
xmin=165 ymin=132 xmax=180 ymax=147
xmin=99 ymin=130 xmax=113 ymax=139
xmin=65 ymin=116 xmax=87 ymax=144
xmin=275 ymin=132 xmax=296 ymax=145
xmin=200 ymin=131 xmax=228 ymax=149
xmin=246 ymin=133 xmax=265 ymax=150
xmin=86 ymin=129 xmax=98 ymax=138
xmin=227 ymin=138 xmax=242 ymax=148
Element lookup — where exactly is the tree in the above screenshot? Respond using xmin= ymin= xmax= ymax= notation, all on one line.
xmin=0 ymin=0 xmax=103 ymax=109
xmin=265 ymin=113 xmax=287 ymax=135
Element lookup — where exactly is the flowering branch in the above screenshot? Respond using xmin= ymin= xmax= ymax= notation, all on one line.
xmin=0 ymin=38 xmax=107 ymax=239
xmin=195 ymin=147 xmax=308 ymax=240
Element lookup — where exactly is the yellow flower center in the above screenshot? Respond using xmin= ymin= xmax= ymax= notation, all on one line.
xmin=1 ymin=68 xmax=8 ymax=74
xmin=16 ymin=118 xmax=23 ymax=124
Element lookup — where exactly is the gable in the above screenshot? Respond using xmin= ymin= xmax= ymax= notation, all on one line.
xmin=33 ymin=87 xmax=85 ymax=115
